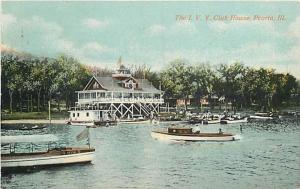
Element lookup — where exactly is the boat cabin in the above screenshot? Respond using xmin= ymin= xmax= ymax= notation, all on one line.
xmin=69 ymin=109 xmax=115 ymax=123
xmin=168 ymin=128 xmax=193 ymax=134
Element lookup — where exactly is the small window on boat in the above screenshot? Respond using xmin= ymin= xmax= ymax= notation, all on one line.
xmin=73 ymin=113 xmax=75 ymax=117
xmin=86 ymin=112 xmax=89 ymax=117
xmin=77 ymin=113 xmax=80 ymax=117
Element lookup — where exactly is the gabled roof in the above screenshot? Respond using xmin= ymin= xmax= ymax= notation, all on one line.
xmin=84 ymin=76 xmax=162 ymax=93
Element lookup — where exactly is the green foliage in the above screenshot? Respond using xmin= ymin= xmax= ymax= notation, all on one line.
xmin=160 ymin=60 xmax=298 ymax=111
xmin=1 ymin=52 xmax=92 ymax=112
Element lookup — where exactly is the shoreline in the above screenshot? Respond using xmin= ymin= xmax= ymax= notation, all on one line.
xmin=1 ymin=119 xmax=67 ymax=124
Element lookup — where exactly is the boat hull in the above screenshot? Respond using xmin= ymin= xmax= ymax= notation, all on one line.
xmin=70 ymin=121 xmax=95 ymax=126
xmin=203 ymin=120 xmax=220 ymax=124
xmin=220 ymin=118 xmax=248 ymax=124
xmin=151 ymin=131 xmax=235 ymax=142
xmin=1 ymin=151 xmax=95 ymax=170
xmin=249 ymin=115 xmax=273 ymax=120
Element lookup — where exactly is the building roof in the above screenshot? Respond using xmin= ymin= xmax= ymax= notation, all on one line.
xmin=89 ymin=76 xmax=162 ymax=93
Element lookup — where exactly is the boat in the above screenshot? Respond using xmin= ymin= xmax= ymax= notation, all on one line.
xmin=189 ymin=116 xmax=203 ymax=124
xmin=249 ymin=112 xmax=277 ymax=120
xmin=249 ymin=115 xmax=273 ymax=120
xmin=202 ymin=119 xmax=221 ymax=124
xmin=220 ymin=117 xmax=248 ymax=124
xmin=1 ymin=131 xmax=95 ymax=172
xmin=151 ymin=127 xmax=236 ymax=142
xmin=69 ymin=121 xmax=95 ymax=126
xmin=119 ymin=116 xmax=150 ymax=124
xmin=68 ymin=109 xmax=117 ymax=126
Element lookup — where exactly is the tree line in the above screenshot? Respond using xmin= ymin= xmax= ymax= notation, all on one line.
xmin=1 ymin=52 xmax=299 ymax=114
xmin=160 ymin=60 xmax=299 ymax=112
xmin=1 ymin=52 xmax=91 ymax=113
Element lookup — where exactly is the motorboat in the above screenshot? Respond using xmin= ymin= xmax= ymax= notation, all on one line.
xmin=151 ymin=127 xmax=236 ymax=142
xmin=1 ymin=131 xmax=95 ymax=172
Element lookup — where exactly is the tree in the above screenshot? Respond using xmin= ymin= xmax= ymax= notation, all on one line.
xmin=216 ymin=62 xmax=245 ymax=111
xmin=191 ymin=64 xmax=215 ymax=109
xmin=161 ymin=59 xmax=194 ymax=110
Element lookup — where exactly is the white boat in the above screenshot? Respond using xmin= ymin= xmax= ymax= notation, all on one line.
xmin=68 ymin=109 xmax=117 ymax=126
xmin=220 ymin=117 xmax=248 ymax=124
xmin=202 ymin=119 xmax=220 ymax=124
xmin=119 ymin=118 xmax=150 ymax=124
xmin=151 ymin=128 xmax=236 ymax=142
xmin=249 ymin=115 xmax=273 ymax=120
xmin=69 ymin=121 xmax=95 ymax=126
xmin=1 ymin=133 xmax=95 ymax=172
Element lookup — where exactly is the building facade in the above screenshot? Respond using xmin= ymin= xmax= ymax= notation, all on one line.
xmin=72 ymin=63 xmax=164 ymax=120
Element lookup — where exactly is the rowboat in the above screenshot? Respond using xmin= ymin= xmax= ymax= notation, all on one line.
xmin=1 ymin=131 xmax=95 ymax=172
xmin=151 ymin=128 xmax=236 ymax=142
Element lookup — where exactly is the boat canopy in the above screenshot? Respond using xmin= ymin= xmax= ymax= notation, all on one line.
xmin=1 ymin=134 xmax=59 ymax=144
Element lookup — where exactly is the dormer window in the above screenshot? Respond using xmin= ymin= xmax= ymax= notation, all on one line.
xmin=124 ymin=79 xmax=138 ymax=89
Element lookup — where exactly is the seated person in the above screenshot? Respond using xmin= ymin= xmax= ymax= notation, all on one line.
xmin=218 ymin=128 xmax=223 ymax=134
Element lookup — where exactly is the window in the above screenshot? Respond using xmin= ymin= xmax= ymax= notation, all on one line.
xmin=84 ymin=93 xmax=90 ymax=99
xmin=86 ymin=112 xmax=89 ymax=117
xmin=113 ymin=92 xmax=122 ymax=98
xmin=155 ymin=94 xmax=160 ymax=98
xmin=91 ymin=92 xmax=96 ymax=99
xmin=73 ymin=113 xmax=75 ymax=117
xmin=77 ymin=113 xmax=80 ymax=117
xmin=106 ymin=92 xmax=111 ymax=98
xmin=79 ymin=93 xmax=84 ymax=99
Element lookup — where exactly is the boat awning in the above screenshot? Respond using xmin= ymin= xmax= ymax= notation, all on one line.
xmin=1 ymin=134 xmax=59 ymax=144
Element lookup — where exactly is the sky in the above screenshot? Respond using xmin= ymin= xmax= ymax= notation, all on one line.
xmin=1 ymin=1 xmax=300 ymax=78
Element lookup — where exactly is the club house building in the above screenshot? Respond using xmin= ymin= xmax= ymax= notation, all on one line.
xmin=69 ymin=62 xmax=164 ymax=124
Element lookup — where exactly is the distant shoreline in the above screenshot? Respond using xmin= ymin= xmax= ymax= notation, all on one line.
xmin=1 ymin=119 xmax=66 ymax=124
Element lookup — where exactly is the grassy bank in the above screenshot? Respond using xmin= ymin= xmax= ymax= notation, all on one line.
xmin=1 ymin=111 xmax=69 ymax=120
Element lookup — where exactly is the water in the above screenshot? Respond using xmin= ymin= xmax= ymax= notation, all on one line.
xmin=1 ymin=118 xmax=300 ymax=189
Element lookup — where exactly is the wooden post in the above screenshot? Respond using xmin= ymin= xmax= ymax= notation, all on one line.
xmin=48 ymin=100 xmax=51 ymax=124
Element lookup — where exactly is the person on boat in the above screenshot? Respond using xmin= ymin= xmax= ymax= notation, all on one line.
xmin=218 ymin=128 xmax=223 ymax=134
xmin=192 ymin=126 xmax=201 ymax=134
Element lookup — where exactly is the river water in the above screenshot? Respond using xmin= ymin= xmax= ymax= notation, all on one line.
xmin=1 ymin=118 xmax=300 ymax=189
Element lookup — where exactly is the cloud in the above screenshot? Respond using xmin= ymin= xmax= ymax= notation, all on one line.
xmin=82 ymin=18 xmax=109 ymax=29
xmin=287 ymin=16 xmax=300 ymax=38
xmin=146 ymin=24 xmax=166 ymax=36
xmin=82 ymin=42 xmax=112 ymax=53
xmin=0 ymin=13 xmax=16 ymax=26
xmin=2 ymin=16 xmax=114 ymax=65
xmin=171 ymin=21 xmax=197 ymax=34
xmin=145 ymin=21 xmax=197 ymax=37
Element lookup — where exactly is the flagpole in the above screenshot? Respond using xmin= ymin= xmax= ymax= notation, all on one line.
xmin=87 ymin=128 xmax=90 ymax=149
